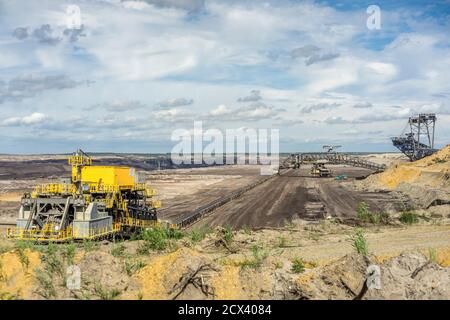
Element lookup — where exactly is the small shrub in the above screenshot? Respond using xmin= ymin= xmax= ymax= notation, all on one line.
xmin=125 ymin=259 xmax=146 ymax=276
xmin=357 ymin=202 xmax=389 ymax=225
xmin=189 ymin=228 xmax=210 ymax=243
xmin=291 ymin=258 xmax=305 ymax=274
xmin=242 ymin=225 xmax=252 ymax=235
xmin=278 ymin=236 xmax=290 ymax=248
xmin=0 ymin=246 xmax=10 ymax=255
xmin=349 ymin=229 xmax=369 ymax=257
xmin=357 ymin=202 xmax=370 ymax=221
xmin=428 ymin=248 xmax=438 ymax=264
xmin=0 ymin=260 xmax=5 ymax=281
xmin=94 ymin=283 xmax=121 ymax=300
xmin=63 ymin=242 xmax=76 ymax=265
xmin=274 ymin=261 xmax=283 ymax=269
xmin=42 ymin=244 xmax=64 ymax=277
xmin=35 ymin=272 xmax=56 ymax=299
xmin=17 ymin=248 xmax=30 ymax=270
xmin=283 ymin=219 xmax=295 ymax=229
xmin=223 ymin=226 xmax=233 ymax=245
xmin=15 ymin=240 xmax=36 ymax=251
xmin=399 ymin=212 xmax=418 ymax=224
xmin=82 ymin=239 xmax=99 ymax=252
xmin=0 ymin=292 xmax=19 ymax=300
xmin=239 ymin=245 xmax=267 ymax=269
xmin=110 ymin=242 xmax=126 ymax=258
xmin=138 ymin=226 xmax=183 ymax=253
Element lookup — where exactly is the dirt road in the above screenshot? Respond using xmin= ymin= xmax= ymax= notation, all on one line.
xmin=190 ymin=167 xmax=404 ymax=229
xmin=268 ymin=224 xmax=450 ymax=264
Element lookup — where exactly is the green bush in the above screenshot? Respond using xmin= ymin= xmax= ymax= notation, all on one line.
xmin=399 ymin=212 xmax=418 ymax=224
xmin=138 ymin=226 xmax=184 ymax=253
xmin=356 ymin=201 xmax=389 ymax=224
xmin=189 ymin=228 xmax=211 ymax=243
xmin=357 ymin=202 xmax=370 ymax=221
xmin=291 ymin=258 xmax=305 ymax=274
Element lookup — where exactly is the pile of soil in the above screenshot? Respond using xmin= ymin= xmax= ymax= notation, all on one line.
xmin=0 ymin=249 xmax=41 ymax=299
xmin=77 ymin=251 xmax=131 ymax=298
xmin=292 ymin=251 xmax=450 ymax=300
xmin=358 ymin=145 xmax=450 ymax=208
xmin=131 ymin=247 xmax=211 ymax=299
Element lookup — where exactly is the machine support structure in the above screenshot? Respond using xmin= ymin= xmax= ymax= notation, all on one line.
xmin=7 ymin=149 xmax=166 ymax=242
xmin=391 ymin=114 xmax=437 ymax=161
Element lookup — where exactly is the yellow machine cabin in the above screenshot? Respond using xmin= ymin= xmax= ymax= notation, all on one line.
xmin=73 ymin=166 xmax=136 ymax=189
xmin=7 ymin=149 xmax=162 ymax=242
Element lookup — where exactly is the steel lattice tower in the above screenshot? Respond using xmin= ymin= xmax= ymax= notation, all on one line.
xmin=391 ymin=113 xmax=437 ymax=161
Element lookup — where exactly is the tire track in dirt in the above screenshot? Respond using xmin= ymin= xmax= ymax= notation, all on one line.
xmin=191 ymin=170 xmax=309 ymax=229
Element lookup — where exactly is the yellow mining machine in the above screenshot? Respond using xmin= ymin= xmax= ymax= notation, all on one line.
xmin=310 ymin=160 xmax=332 ymax=177
xmin=7 ymin=149 xmax=164 ymax=242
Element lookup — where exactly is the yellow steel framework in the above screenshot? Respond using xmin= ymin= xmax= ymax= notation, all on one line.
xmin=7 ymin=149 xmax=164 ymax=242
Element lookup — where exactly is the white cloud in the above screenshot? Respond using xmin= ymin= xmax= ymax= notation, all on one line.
xmin=3 ymin=112 xmax=49 ymax=126
xmin=205 ymin=102 xmax=277 ymax=121
xmin=153 ymin=107 xmax=192 ymax=122
xmin=365 ymin=62 xmax=397 ymax=77
xmin=0 ymin=0 xmax=449 ymax=151
xmin=209 ymin=104 xmax=233 ymax=116
xmin=156 ymin=97 xmax=194 ymax=108
xmin=102 ymin=100 xmax=145 ymax=112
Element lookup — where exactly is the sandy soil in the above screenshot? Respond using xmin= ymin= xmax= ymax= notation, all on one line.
xmin=355 ymin=145 xmax=450 ymax=209
xmin=1 ymin=222 xmax=449 ymax=300
xmin=358 ymin=152 xmax=409 ymax=166
xmin=191 ymin=167 xmax=405 ymax=229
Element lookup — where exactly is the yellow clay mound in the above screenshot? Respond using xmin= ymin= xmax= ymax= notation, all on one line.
xmin=373 ymin=145 xmax=450 ymax=189
xmin=132 ymin=248 xmax=245 ymax=300
xmin=211 ymin=264 xmax=243 ymax=300
xmin=0 ymin=249 xmax=41 ymax=299
xmin=133 ymin=249 xmax=184 ymax=299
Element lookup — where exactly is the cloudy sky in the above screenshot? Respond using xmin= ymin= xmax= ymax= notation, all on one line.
xmin=0 ymin=0 xmax=449 ymax=153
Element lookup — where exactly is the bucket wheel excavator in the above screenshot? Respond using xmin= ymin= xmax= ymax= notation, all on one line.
xmin=7 ymin=149 xmax=166 ymax=242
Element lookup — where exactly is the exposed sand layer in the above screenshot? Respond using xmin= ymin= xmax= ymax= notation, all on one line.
xmin=0 ymin=249 xmax=42 ymax=299
xmin=356 ymin=145 xmax=450 ymax=209
xmin=359 ymin=152 xmax=409 ymax=166
xmin=365 ymin=145 xmax=449 ymax=190
xmin=1 ymin=223 xmax=449 ymax=300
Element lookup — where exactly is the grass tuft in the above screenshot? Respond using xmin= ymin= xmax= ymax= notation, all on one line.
xmin=189 ymin=227 xmax=211 ymax=243
xmin=291 ymin=258 xmax=305 ymax=273
xmin=349 ymin=228 xmax=369 ymax=257
xmin=238 ymin=245 xmax=267 ymax=269
xmin=428 ymin=248 xmax=438 ymax=264
xmin=137 ymin=226 xmax=184 ymax=253
xmin=399 ymin=211 xmax=418 ymax=224
xmin=357 ymin=202 xmax=389 ymax=224
xmin=110 ymin=242 xmax=126 ymax=258
xmin=94 ymin=282 xmax=121 ymax=300
xmin=124 ymin=259 xmax=146 ymax=276
xmin=223 ymin=226 xmax=234 ymax=245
